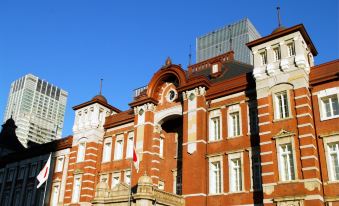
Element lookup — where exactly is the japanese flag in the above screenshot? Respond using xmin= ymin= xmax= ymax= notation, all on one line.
xmin=37 ymin=154 xmax=51 ymax=188
xmin=133 ymin=147 xmax=139 ymax=173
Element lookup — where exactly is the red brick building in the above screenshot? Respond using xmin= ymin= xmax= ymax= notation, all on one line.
xmin=2 ymin=23 xmax=336 ymax=206
xmin=46 ymin=22 xmax=339 ymax=206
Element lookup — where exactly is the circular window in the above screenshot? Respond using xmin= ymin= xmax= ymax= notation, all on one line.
xmin=138 ymin=109 xmax=144 ymax=116
xmin=189 ymin=93 xmax=195 ymax=101
xmin=167 ymin=89 xmax=177 ymax=102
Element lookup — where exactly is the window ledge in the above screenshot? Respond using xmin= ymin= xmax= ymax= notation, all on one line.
xmin=227 ymin=135 xmax=243 ymax=139
xmin=320 ymin=116 xmax=339 ymax=122
xmin=208 ymin=139 xmax=223 ymax=143
xmin=208 ymin=193 xmax=223 ymax=196
xmin=227 ymin=190 xmax=249 ymax=194
xmin=277 ymin=180 xmax=301 ymax=184
xmin=326 ymin=180 xmax=339 ymax=185
xmin=273 ymin=116 xmax=293 ymax=122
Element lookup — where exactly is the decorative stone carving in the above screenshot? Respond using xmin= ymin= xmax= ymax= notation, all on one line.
xmin=134 ymin=103 xmax=156 ymax=115
xmin=304 ymin=180 xmax=321 ymax=191
xmin=263 ymin=185 xmax=275 ymax=195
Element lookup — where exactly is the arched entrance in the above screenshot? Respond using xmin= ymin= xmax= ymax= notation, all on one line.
xmin=159 ymin=115 xmax=183 ymax=195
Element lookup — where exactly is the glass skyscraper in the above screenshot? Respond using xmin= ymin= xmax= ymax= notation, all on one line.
xmin=3 ymin=74 xmax=68 ymax=146
xmin=196 ymin=18 xmax=261 ymax=64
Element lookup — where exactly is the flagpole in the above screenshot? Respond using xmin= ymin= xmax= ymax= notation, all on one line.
xmin=128 ymin=159 xmax=133 ymax=206
xmin=41 ymin=152 xmax=52 ymax=206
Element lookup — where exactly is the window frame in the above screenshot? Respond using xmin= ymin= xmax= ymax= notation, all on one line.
xmin=100 ymin=173 xmax=109 ymax=183
xmin=50 ymin=182 xmax=61 ymax=206
xmin=126 ymin=131 xmax=134 ymax=159
xmin=208 ymin=155 xmax=223 ymax=195
xmin=76 ymin=139 xmax=87 ymax=163
xmin=71 ymin=174 xmax=82 ymax=203
xmin=124 ymin=170 xmax=131 ymax=185
xmin=274 ymin=135 xmax=298 ymax=182
xmin=259 ymin=50 xmax=267 ymax=65
xmin=273 ymin=45 xmax=281 ymax=62
xmin=114 ymin=134 xmax=124 ymax=160
xmin=227 ymin=104 xmax=242 ymax=138
xmin=102 ymin=137 xmax=112 ymax=162
xmin=273 ymin=90 xmax=292 ymax=120
xmin=286 ymin=40 xmax=296 ymax=57
xmin=55 ymin=156 xmax=64 ymax=173
xmin=317 ymin=87 xmax=339 ymax=121
xmin=111 ymin=172 xmax=121 ymax=188
xmin=209 ymin=109 xmax=222 ymax=142
xmin=322 ymin=134 xmax=339 ymax=183
xmin=228 ymin=152 xmax=244 ymax=193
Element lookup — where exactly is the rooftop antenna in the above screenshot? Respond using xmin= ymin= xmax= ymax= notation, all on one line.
xmin=277 ymin=0 xmax=282 ymax=28
xmin=99 ymin=78 xmax=103 ymax=95
xmin=188 ymin=44 xmax=192 ymax=66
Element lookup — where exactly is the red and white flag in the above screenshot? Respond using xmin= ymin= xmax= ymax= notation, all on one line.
xmin=133 ymin=147 xmax=139 ymax=173
xmin=37 ymin=154 xmax=51 ymax=188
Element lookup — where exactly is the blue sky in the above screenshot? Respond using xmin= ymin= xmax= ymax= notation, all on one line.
xmin=0 ymin=0 xmax=338 ymax=137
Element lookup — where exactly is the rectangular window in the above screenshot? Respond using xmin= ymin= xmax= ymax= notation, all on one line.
xmin=212 ymin=64 xmax=218 ymax=73
xmin=112 ymin=172 xmax=121 ymax=188
xmin=159 ymin=137 xmax=164 ymax=157
xmin=230 ymin=158 xmax=242 ymax=192
xmin=100 ymin=174 xmax=108 ymax=183
xmin=328 ymin=142 xmax=339 ymax=181
xmin=273 ymin=47 xmax=281 ymax=61
xmin=260 ymin=51 xmax=267 ymax=65
xmin=279 ymin=143 xmax=295 ymax=181
xmin=55 ymin=156 xmax=64 ymax=172
xmin=72 ymin=176 xmax=81 ymax=203
xmin=158 ymin=180 xmax=165 ymax=190
xmin=114 ymin=135 xmax=124 ymax=160
xmin=102 ymin=140 xmax=112 ymax=162
xmin=209 ymin=161 xmax=222 ymax=194
xmin=124 ymin=170 xmax=131 ymax=185
xmin=51 ymin=184 xmax=60 ymax=206
xmin=126 ymin=132 xmax=134 ymax=158
xmin=77 ymin=142 xmax=86 ymax=162
xmin=229 ymin=112 xmax=240 ymax=137
xmin=210 ymin=117 xmax=221 ymax=141
xmin=275 ymin=91 xmax=290 ymax=119
xmin=321 ymin=95 xmax=339 ymax=119
xmin=287 ymin=42 xmax=295 ymax=57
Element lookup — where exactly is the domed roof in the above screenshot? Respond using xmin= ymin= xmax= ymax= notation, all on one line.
xmin=271 ymin=26 xmax=286 ymax=34
xmin=92 ymin=94 xmax=107 ymax=103
xmin=138 ymin=173 xmax=153 ymax=185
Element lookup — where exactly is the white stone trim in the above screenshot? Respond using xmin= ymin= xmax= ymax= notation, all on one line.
xmin=258 ymin=113 xmax=269 ymax=117
xmin=294 ymin=94 xmax=310 ymax=100
xmin=183 ymin=107 xmax=207 ymax=115
xmin=261 ymin=161 xmax=273 ymax=166
xmin=86 ymin=147 xmax=98 ymax=151
xmin=301 ymin=155 xmax=318 ymax=160
xmin=259 ymin=131 xmax=271 ymax=135
xmin=297 ymin=123 xmax=314 ymax=128
xmin=82 ymin=180 xmax=95 ymax=183
xmin=296 ymin=113 xmax=313 ymax=118
xmin=258 ymin=104 xmax=269 ymax=109
xmin=261 ymin=172 xmax=274 ymax=176
xmin=210 ymin=92 xmax=245 ymax=104
xmin=305 ymin=195 xmax=324 ymax=201
xmin=299 ymin=133 xmax=315 ymax=139
xmin=295 ymin=103 xmax=312 ymax=110
xmin=260 ymin=141 xmax=272 ymax=146
xmin=258 ymin=121 xmax=270 ymax=126
xmin=302 ymin=167 xmax=319 ymax=171
xmin=183 ymin=139 xmax=207 ymax=145
xmin=82 ymin=187 xmax=94 ymax=191
xmin=260 ymin=151 xmax=272 ymax=155
xmin=300 ymin=144 xmax=316 ymax=149
xmin=182 ymin=193 xmax=207 ymax=197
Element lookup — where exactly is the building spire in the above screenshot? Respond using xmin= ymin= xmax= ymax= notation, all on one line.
xmin=277 ymin=0 xmax=282 ymax=28
xmin=99 ymin=78 xmax=103 ymax=95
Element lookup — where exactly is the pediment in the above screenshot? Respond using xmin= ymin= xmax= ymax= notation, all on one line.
xmin=273 ymin=129 xmax=295 ymax=139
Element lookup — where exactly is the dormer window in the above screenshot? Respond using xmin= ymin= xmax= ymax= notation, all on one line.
xmin=212 ymin=64 xmax=219 ymax=73
xmin=259 ymin=51 xmax=267 ymax=65
xmin=273 ymin=46 xmax=281 ymax=62
xmin=287 ymin=42 xmax=295 ymax=57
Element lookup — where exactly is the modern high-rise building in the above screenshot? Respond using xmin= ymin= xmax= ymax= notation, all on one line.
xmin=3 ymin=74 xmax=68 ymax=146
xmin=196 ymin=18 xmax=261 ymax=64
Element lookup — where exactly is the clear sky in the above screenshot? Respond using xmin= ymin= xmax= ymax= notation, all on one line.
xmin=0 ymin=0 xmax=338 ymax=137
